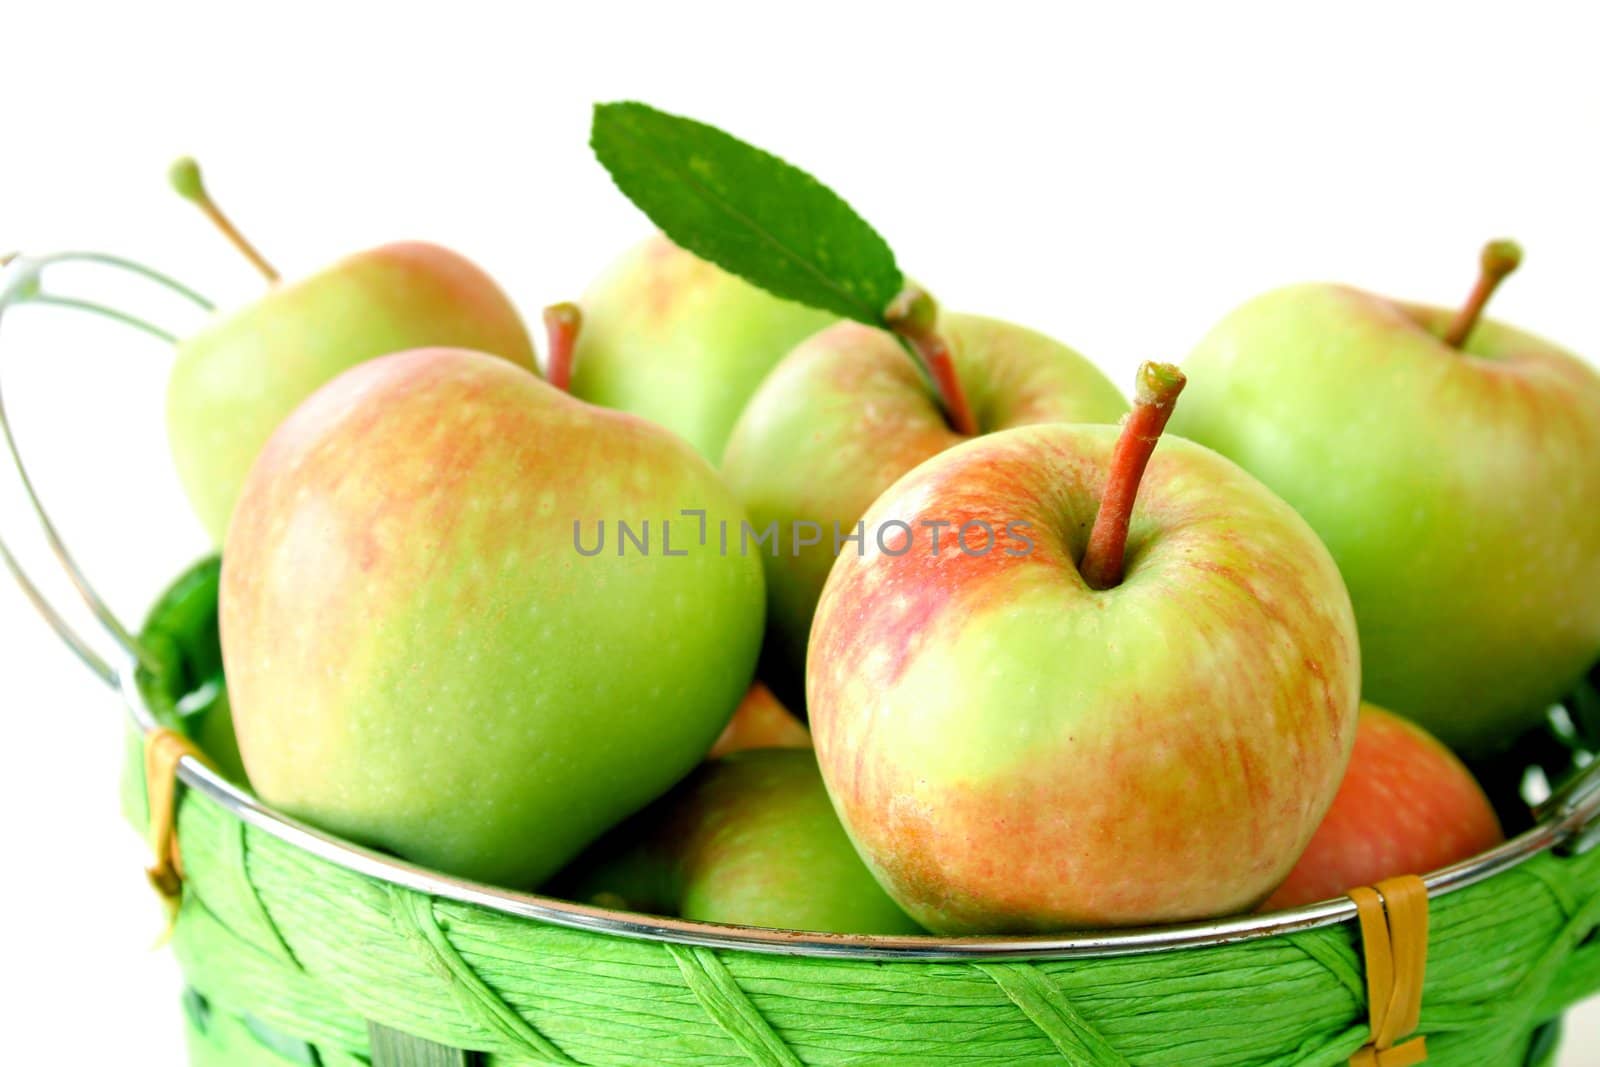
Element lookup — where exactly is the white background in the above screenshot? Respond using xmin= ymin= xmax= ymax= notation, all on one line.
xmin=2 ymin=2 xmax=1597 ymax=1063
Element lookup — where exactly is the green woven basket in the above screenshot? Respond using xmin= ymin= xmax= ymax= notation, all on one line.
xmin=6 ymin=251 xmax=1600 ymax=1067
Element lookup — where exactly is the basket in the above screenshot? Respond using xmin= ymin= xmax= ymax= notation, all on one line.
xmin=5 ymin=251 xmax=1600 ymax=1067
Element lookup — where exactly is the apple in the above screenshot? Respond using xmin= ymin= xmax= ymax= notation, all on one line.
xmin=165 ymin=158 xmax=537 ymax=542
xmin=808 ymin=363 xmax=1361 ymax=933
xmin=550 ymin=748 xmax=921 ymax=935
xmin=722 ymin=302 xmax=1128 ymax=706
xmin=1169 ymin=242 xmax=1600 ymax=754
xmin=707 ymin=681 xmax=811 ymax=759
xmin=568 ymin=234 xmax=834 ymax=460
xmin=1264 ymin=703 xmax=1502 ymax=910
xmin=220 ymin=347 xmax=765 ymax=887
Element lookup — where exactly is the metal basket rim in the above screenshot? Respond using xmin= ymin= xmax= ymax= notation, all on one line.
xmin=122 ymin=662 xmax=1600 ymax=962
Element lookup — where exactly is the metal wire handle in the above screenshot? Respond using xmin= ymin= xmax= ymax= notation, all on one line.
xmin=0 ymin=251 xmax=213 ymax=687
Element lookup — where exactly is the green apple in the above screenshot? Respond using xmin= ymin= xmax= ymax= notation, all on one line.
xmin=551 ymin=748 xmax=921 ymax=935
xmin=1263 ymin=703 xmax=1502 ymax=910
xmin=1169 ymin=242 xmax=1600 ymax=754
xmin=568 ymin=234 xmax=834 ymax=460
xmin=165 ymin=158 xmax=537 ymax=543
xmin=808 ymin=364 xmax=1360 ymax=933
xmin=722 ymin=308 xmax=1128 ymax=706
xmin=220 ymin=348 xmax=765 ymax=887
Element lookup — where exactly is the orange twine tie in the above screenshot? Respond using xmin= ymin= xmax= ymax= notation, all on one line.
xmin=144 ymin=728 xmax=209 ymax=912
xmin=1348 ymin=875 xmax=1430 ymax=1067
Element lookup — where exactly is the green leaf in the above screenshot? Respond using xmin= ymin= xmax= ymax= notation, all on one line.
xmin=136 ymin=555 xmax=250 ymax=784
xmin=136 ymin=555 xmax=225 ymax=732
xmin=591 ymin=101 xmax=904 ymax=326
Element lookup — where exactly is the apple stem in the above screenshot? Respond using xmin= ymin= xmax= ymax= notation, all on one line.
xmin=1442 ymin=239 xmax=1522 ymax=349
xmin=168 ymin=157 xmax=280 ymax=284
xmin=1080 ymin=362 xmax=1187 ymax=591
xmin=884 ymin=286 xmax=978 ymax=436
xmin=542 ymin=302 xmax=583 ymax=391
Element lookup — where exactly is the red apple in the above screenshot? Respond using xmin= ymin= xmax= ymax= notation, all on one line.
xmin=808 ymin=364 xmax=1360 ymax=933
xmin=708 ymin=682 xmax=811 ymax=759
xmin=1263 ymin=704 xmax=1503 ymax=910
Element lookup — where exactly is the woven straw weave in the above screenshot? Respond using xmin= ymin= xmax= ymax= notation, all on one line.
xmin=123 ymin=730 xmax=1600 ymax=1067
